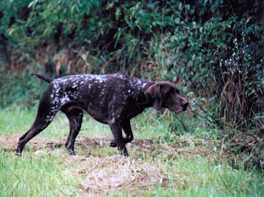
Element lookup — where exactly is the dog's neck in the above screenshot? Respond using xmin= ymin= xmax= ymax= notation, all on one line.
xmin=136 ymin=81 xmax=156 ymax=108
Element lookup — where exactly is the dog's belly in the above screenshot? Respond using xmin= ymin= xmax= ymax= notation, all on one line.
xmin=122 ymin=105 xmax=145 ymax=120
xmin=85 ymin=106 xmax=109 ymax=124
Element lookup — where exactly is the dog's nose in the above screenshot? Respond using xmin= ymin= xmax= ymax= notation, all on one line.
xmin=182 ymin=102 xmax=189 ymax=111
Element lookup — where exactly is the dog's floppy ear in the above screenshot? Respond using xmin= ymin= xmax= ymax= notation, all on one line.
xmin=145 ymin=83 xmax=162 ymax=110
xmin=145 ymin=82 xmax=173 ymax=110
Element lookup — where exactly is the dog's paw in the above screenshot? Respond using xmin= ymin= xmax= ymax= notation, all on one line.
xmin=15 ymin=147 xmax=22 ymax=156
xmin=120 ymin=148 xmax=129 ymax=157
xmin=67 ymin=148 xmax=76 ymax=156
xmin=110 ymin=141 xmax=117 ymax=147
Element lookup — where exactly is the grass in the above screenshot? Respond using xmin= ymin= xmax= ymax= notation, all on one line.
xmin=0 ymin=105 xmax=264 ymax=196
xmin=0 ymin=104 xmax=217 ymax=140
xmin=0 ymin=104 xmax=173 ymax=140
xmin=0 ymin=151 xmax=78 ymax=197
xmin=107 ymin=155 xmax=264 ymax=197
xmin=161 ymin=157 xmax=264 ymax=197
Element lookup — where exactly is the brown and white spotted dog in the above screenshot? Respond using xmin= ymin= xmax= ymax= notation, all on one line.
xmin=16 ymin=73 xmax=189 ymax=156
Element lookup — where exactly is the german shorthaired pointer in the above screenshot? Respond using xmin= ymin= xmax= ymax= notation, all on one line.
xmin=16 ymin=73 xmax=189 ymax=156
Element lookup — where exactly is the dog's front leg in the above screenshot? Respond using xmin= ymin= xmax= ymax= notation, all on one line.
xmin=122 ymin=120 xmax=134 ymax=144
xmin=109 ymin=122 xmax=128 ymax=156
xmin=110 ymin=120 xmax=134 ymax=147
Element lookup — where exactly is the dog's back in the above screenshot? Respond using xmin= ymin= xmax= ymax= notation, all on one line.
xmin=46 ymin=74 xmax=150 ymax=123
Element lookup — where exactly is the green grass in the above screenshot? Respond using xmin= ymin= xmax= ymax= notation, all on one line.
xmin=110 ymin=156 xmax=264 ymax=197
xmin=0 ymin=106 xmax=264 ymax=197
xmin=160 ymin=157 xmax=264 ymax=197
xmin=0 ymin=105 xmax=110 ymax=138
xmin=106 ymin=155 xmax=264 ymax=197
xmin=0 ymin=151 xmax=78 ymax=197
xmin=0 ymin=105 xmax=217 ymax=141
xmin=0 ymin=105 xmax=173 ymax=140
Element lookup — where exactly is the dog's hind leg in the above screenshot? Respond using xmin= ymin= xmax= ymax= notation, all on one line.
xmin=62 ymin=106 xmax=83 ymax=155
xmin=16 ymin=91 xmax=60 ymax=155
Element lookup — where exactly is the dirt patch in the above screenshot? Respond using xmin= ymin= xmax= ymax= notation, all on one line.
xmin=70 ymin=155 xmax=165 ymax=196
xmin=0 ymin=134 xmax=153 ymax=152
xmin=0 ymin=134 xmax=64 ymax=152
xmin=0 ymin=134 xmax=217 ymax=159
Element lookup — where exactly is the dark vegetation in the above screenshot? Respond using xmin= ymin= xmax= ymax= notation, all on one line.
xmin=0 ymin=0 xmax=264 ymax=169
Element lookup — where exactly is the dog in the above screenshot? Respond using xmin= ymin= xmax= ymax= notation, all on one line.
xmin=16 ymin=73 xmax=189 ymax=156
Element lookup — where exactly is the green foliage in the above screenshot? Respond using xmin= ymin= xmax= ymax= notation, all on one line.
xmin=0 ymin=69 xmax=47 ymax=107
xmin=1 ymin=0 xmax=263 ymax=125
xmin=0 ymin=0 xmax=100 ymax=46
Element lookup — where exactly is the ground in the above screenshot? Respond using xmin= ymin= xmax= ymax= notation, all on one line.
xmin=0 ymin=107 xmax=264 ymax=197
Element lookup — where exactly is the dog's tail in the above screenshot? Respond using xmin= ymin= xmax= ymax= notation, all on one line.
xmin=32 ymin=73 xmax=52 ymax=83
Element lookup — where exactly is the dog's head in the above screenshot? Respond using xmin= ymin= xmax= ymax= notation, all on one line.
xmin=145 ymin=81 xmax=189 ymax=113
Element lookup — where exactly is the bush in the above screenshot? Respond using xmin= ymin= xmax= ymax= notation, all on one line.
xmin=0 ymin=0 xmax=263 ymax=131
